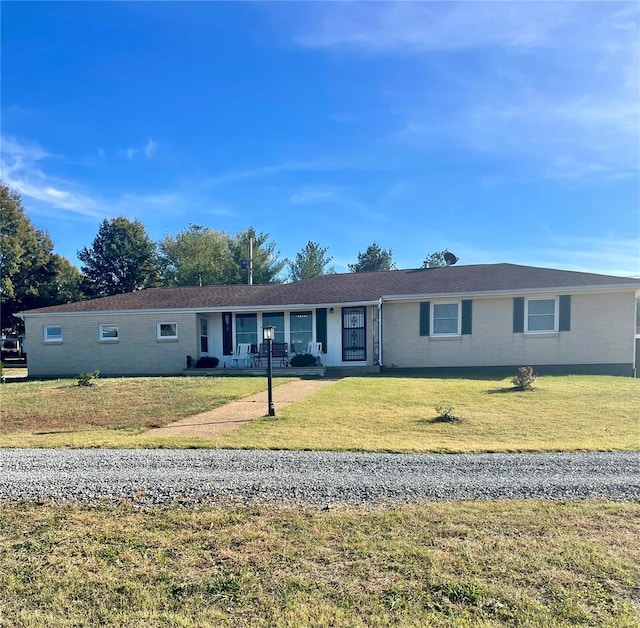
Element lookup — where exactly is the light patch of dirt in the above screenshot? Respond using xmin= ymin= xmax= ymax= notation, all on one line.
xmin=147 ymin=379 xmax=336 ymax=439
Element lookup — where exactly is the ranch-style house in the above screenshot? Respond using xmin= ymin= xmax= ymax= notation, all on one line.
xmin=18 ymin=263 xmax=640 ymax=378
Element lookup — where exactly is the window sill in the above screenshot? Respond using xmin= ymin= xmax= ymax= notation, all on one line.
xmin=99 ymin=339 xmax=119 ymax=344
xmin=157 ymin=338 xmax=179 ymax=342
xmin=430 ymin=335 xmax=461 ymax=341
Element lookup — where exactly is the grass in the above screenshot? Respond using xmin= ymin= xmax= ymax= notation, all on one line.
xmin=215 ymin=374 xmax=640 ymax=453
xmin=0 ymin=376 xmax=290 ymax=446
xmin=1 ymin=374 xmax=638 ymax=451
xmin=1 ymin=500 xmax=638 ymax=627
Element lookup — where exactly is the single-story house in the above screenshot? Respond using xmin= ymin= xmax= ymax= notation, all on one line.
xmin=18 ymin=263 xmax=640 ymax=378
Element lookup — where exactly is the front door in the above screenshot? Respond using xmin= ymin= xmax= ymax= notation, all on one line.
xmin=200 ymin=317 xmax=209 ymax=355
xmin=342 ymin=306 xmax=366 ymax=361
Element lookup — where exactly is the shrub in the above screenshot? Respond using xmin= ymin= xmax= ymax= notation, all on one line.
xmin=289 ymin=353 xmax=318 ymax=367
xmin=195 ymin=356 xmax=220 ymax=369
xmin=511 ymin=366 xmax=536 ymax=391
xmin=434 ymin=404 xmax=462 ymax=423
xmin=77 ymin=370 xmax=100 ymax=387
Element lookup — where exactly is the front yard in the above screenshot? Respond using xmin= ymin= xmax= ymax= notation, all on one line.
xmin=1 ymin=374 xmax=638 ymax=452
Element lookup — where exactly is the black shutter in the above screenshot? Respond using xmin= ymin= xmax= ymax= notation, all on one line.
xmin=316 ymin=308 xmax=327 ymax=352
xmin=419 ymin=302 xmax=430 ymax=336
xmin=222 ymin=312 xmax=233 ymax=355
xmin=559 ymin=295 xmax=571 ymax=332
xmin=513 ymin=297 xmax=525 ymax=333
xmin=461 ymin=300 xmax=472 ymax=335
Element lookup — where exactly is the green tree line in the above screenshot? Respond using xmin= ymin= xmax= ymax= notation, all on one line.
xmin=0 ymin=183 xmax=449 ymax=334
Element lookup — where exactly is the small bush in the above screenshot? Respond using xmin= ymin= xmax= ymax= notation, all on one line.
xmin=195 ymin=356 xmax=220 ymax=369
xmin=511 ymin=366 xmax=536 ymax=391
xmin=289 ymin=353 xmax=318 ymax=367
xmin=434 ymin=404 xmax=462 ymax=423
xmin=77 ymin=370 xmax=100 ymax=387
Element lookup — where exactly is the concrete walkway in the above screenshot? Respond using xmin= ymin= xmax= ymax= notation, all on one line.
xmin=148 ymin=379 xmax=336 ymax=439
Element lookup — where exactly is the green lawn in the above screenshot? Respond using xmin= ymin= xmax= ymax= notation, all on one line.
xmin=215 ymin=374 xmax=640 ymax=452
xmin=1 ymin=500 xmax=638 ymax=627
xmin=1 ymin=374 xmax=638 ymax=452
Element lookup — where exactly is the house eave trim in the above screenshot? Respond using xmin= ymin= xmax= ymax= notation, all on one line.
xmin=381 ymin=283 xmax=639 ymax=302
xmin=19 ymin=300 xmax=380 ymax=318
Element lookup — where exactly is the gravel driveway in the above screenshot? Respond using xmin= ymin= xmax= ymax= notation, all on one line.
xmin=1 ymin=449 xmax=638 ymax=507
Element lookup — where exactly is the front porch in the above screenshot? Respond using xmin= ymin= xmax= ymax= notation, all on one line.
xmin=182 ymin=365 xmax=381 ymax=378
xmin=183 ymin=365 xmax=326 ymax=378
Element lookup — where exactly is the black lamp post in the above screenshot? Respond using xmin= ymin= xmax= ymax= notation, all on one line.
xmin=262 ymin=325 xmax=275 ymax=416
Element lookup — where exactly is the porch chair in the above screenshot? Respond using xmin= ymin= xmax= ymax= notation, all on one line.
xmin=231 ymin=343 xmax=252 ymax=367
xmin=308 ymin=341 xmax=323 ymax=365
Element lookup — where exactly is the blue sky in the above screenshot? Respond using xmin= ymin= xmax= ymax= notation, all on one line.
xmin=2 ymin=1 xmax=639 ymax=278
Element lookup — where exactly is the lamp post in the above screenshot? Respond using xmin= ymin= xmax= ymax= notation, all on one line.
xmin=262 ymin=325 xmax=275 ymax=416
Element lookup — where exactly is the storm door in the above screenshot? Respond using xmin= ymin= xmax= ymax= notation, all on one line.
xmin=342 ymin=306 xmax=366 ymax=361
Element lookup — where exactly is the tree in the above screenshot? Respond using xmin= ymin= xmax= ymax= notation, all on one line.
xmin=422 ymin=249 xmax=451 ymax=268
xmin=159 ymin=226 xmax=285 ymax=286
xmin=287 ymin=241 xmax=335 ymax=282
xmin=227 ymin=227 xmax=285 ymax=285
xmin=0 ymin=183 xmax=84 ymax=333
xmin=159 ymin=225 xmax=234 ymax=286
xmin=348 ymin=242 xmax=395 ymax=273
xmin=78 ymin=217 xmax=160 ymax=296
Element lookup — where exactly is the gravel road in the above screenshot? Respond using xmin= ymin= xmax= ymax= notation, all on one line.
xmin=1 ymin=449 xmax=638 ymax=508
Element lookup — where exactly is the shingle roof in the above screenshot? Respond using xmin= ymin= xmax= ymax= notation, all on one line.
xmin=20 ymin=263 xmax=640 ymax=315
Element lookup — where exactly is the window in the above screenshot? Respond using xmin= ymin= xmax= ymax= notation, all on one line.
xmin=262 ymin=312 xmax=285 ymax=344
xmin=236 ymin=313 xmax=257 ymax=348
xmin=43 ymin=326 xmax=63 ymax=343
xmin=290 ymin=311 xmax=313 ymax=354
xmin=526 ymin=298 xmax=557 ymax=332
xmin=432 ymin=302 xmax=460 ymax=336
xmin=99 ymin=324 xmax=119 ymax=342
xmin=157 ymin=322 xmax=178 ymax=340
xmin=636 ymin=299 xmax=640 ymax=335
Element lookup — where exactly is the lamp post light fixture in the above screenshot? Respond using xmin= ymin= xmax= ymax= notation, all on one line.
xmin=262 ymin=325 xmax=276 ymax=416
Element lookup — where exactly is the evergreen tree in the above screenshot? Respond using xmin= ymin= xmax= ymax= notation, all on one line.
xmin=287 ymin=241 xmax=335 ymax=282
xmin=348 ymin=242 xmax=395 ymax=272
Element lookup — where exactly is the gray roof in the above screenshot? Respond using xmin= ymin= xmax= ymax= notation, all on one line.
xmin=21 ymin=263 xmax=640 ymax=315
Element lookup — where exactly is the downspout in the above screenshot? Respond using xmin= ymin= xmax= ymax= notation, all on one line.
xmin=377 ymin=297 xmax=383 ymax=366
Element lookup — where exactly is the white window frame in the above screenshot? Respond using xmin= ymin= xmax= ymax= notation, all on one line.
xmin=431 ymin=301 xmax=461 ymax=337
xmin=43 ymin=325 xmax=63 ymax=343
xmin=99 ymin=324 xmax=119 ymax=342
xmin=525 ymin=297 xmax=558 ymax=334
xmin=156 ymin=322 xmax=178 ymax=341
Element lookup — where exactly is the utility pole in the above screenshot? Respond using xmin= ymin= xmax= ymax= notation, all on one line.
xmin=248 ymin=235 xmax=253 ymax=285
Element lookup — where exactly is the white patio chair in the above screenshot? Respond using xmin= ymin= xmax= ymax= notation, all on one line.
xmin=231 ymin=343 xmax=251 ymax=367
xmin=308 ymin=341 xmax=323 ymax=365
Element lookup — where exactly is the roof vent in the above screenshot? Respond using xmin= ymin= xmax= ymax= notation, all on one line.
xmin=444 ymin=252 xmax=459 ymax=266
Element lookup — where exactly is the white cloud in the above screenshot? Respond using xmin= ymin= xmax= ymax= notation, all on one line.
xmin=123 ymin=137 xmax=158 ymax=160
xmin=291 ymin=2 xmax=583 ymax=53
xmin=144 ymin=137 xmax=157 ymax=158
xmin=1 ymin=135 xmax=102 ymax=218
xmin=447 ymin=234 xmax=640 ymax=278
xmin=377 ymin=3 xmax=640 ymax=180
xmin=289 ymin=185 xmax=343 ymax=205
